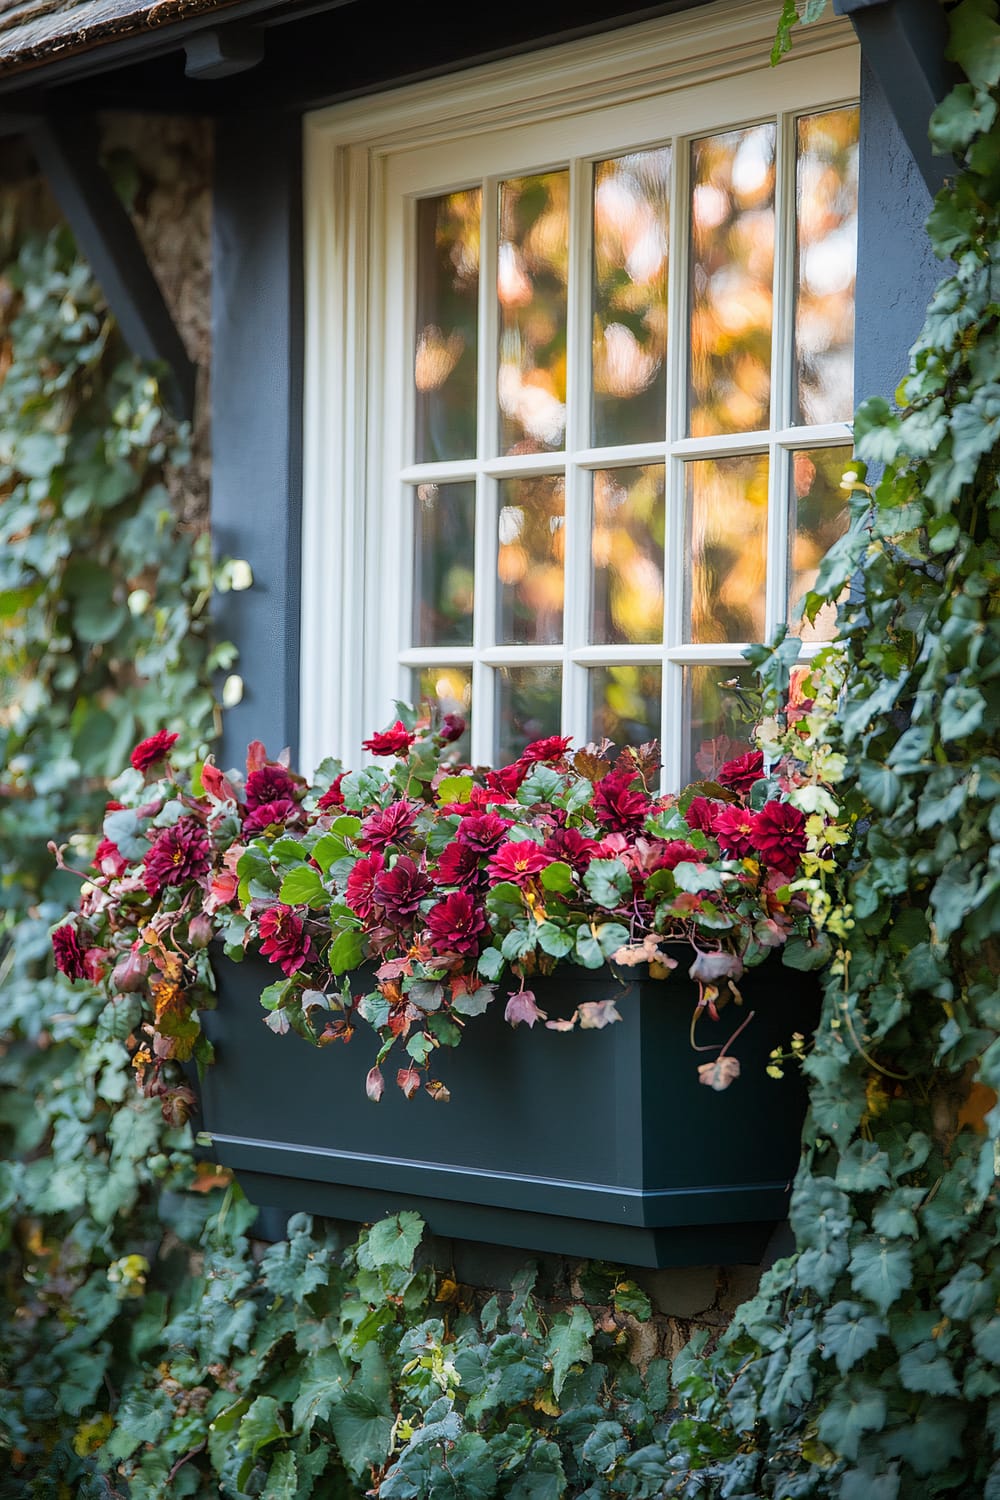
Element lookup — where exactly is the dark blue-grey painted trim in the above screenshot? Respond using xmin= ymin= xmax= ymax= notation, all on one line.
xmin=211 ymin=112 xmax=303 ymax=771
xmin=833 ymin=0 xmax=957 ymax=194
xmin=28 ymin=114 xmax=197 ymax=419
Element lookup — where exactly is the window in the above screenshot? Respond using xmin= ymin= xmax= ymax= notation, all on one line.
xmin=302 ymin=1 xmax=859 ymax=786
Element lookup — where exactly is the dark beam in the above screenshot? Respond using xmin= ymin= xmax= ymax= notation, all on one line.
xmin=28 ymin=114 xmax=197 ymax=420
xmin=833 ymin=0 xmax=958 ymax=195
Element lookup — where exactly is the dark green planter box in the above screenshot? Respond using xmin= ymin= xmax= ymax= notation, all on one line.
xmin=198 ymin=956 xmax=818 ymax=1267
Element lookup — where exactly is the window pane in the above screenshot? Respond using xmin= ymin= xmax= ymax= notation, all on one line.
xmin=498 ymin=172 xmax=569 ymax=455
xmin=414 ymin=189 xmax=481 ymax=463
xmin=684 ymin=455 xmax=768 ymax=643
xmin=590 ymin=665 xmax=661 ymax=751
xmin=794 ymin=107 xmax=859 ymax=425
xmin=495 ymin=665 xmax=561 ymax=762
xmin=789 ymin=445 xmax=851 ymax=641
xmin=414 ymin=665 xmax=472 ymax=763
xmin=592 ymin=148 xmax=670 ymax=446
xmin=413 ymin=481 xmax=476 ymax=647
xmin=590 ymin=465 xmax=664 ymax=645
xmin=683 ymin=664 xmax=757 ymax=784
xmin=689 ymin=124 xmax=775 ymax=437
xmin=497 ymin=475 xmax=565 ymax=645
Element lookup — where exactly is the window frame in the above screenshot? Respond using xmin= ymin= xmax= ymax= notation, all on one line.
xmin=301 ymin=0 xmax=860 ymax=779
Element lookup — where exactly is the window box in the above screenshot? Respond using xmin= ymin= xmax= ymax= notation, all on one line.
xmin=198 ymin=952 xmax=818 ymax=1267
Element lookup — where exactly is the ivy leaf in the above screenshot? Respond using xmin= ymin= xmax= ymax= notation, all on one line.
xmin=451 ymin=983 xmax=495 ymax=1016
xmin=237 ymin=1395 xmax=285 ymax=1457
xmin=882 ymin=1397 xmax=967 ymax=1475
xmin=330 ymin=1350 xmax=394 ymax=1477
xmin=103 ymin=807 xmax=150 ymax=862
xmin=834 ymin=1141 xmax=892 ymax=1193
xmin=816 ymin=1377 xmax=887 ymax=1461
xmin=819 ymin=1302 xmax=886 ymax=1376
xmin=547 ymin=1306 xmax=594 ymax=1399
xmin=363 ymin=1211 xmax=424 ymax=1270
xmin=848 ymin=1239 xmax=913 ymax=1314
xmin=262 ymin=1451 xmax=298 ymax=1499
xmin=477 ymin=947 xmax=504 ymax=981
xmin=898 ymin=1342 xmax=961 ymax=1396
xmin=575 ymin=925 xmax=606 ymax=969
xmin=583 ymin=859 xmax=631 ymax=909
xmin=536 ymin=921 xmax=575 ymax=958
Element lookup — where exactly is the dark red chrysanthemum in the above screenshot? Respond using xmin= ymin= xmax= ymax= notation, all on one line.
xmin=485 ymin=762 xmax=529 ymax=798
xmin=456 ymin=812 xmax=514 ymax=855
xmin=542 ymin=826 xmax=597 ymax=872
xmin=683 ymin=796 xmax=724 ymax=835
xmin=425 ymin=891 xmax=487 ymax=957
xmin=244 ymin=764 xmax=300 ymax=811
xmin=375 ymin=855 xmax=432 ymax=922
xmin=93 ymin=837 xmax=129 ymax=878
xmin=143 ymin=820 xmax=211 ymax=896
xmin=317 ymin=774 xmax=346 ymax=811
xmin=716 ymin=751 xmax=765 ymax=794
xmin=753 ymin=801 xmax=807 ymax=877
xmin=434 ymin=842 xmax=483 ymax=887
xmin=487 ymin=841 xmax=552 ymax=886
xmin=345 ymin=852 xmax=385 ymax=920
xmin=521 ymin=734 xmax=573 ymax=763
xmin=712 ymin=805 xmax=759 ymax=860
xmin=130 ymin=730 xmax=178 ymax=773
xmin=357 ymin=801 xmax=419 ymax=853
xmin=363 ymin=720 xmax=416 ymax=756
xmin=438 ymin=785 xmax=497 ymax=818
xmin=591 ymin=770 xmax=650 ymax=832
xmin=440 ymin=713 xmax=466 ymax=743
xmin=52 ymin=922 xmax=87 ymax=980
xmin=258 ymin=904 xmax=314 ymax=976
xmin=648 ymin=840 xmax=704 ymax=872
xmin=242 ymin=798 xmax=302 ymax=837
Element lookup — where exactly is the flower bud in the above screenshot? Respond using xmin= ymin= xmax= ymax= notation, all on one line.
xmin=440 ymin=713 xmax=466 ymax=744
xmin=188 ymin=913 xmax=214 ymax=949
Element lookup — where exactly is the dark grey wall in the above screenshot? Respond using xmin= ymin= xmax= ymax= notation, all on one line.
xmin=853 ymin=55 xmax=943 ymax=409
xmin=211 ymin=113 xmax=303 ymax=773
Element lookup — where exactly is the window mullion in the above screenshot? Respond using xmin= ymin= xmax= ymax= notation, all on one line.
xmin=662 ymin=131 xmax=689 ymax=793
xmin=765 ymin=110 xmax=798 ymax=643
xmin=471 ymin=175 xmax=500 ymax=765
xmin=562 ymin=154 xmax=591 ymax=745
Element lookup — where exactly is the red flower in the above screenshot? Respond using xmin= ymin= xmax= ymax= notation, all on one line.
xmin=487 ymin=841 xmax=552 ymax=886
xmin=754 ymin=801 xmax=807 ymax=877
xmin=245 ymin=764 xmax=300 ymax=810
xmin=712 ymin=805 xmax=759 ymax=860
xmin=434 ymin=842 xmax=483 ymax=887
xmin=258 ymin=905 xmax=314 ymax=976
xmin=485 ymin=762 xmax=529 ymax=798
xmin=521 ymin=735 xmax=573 ymax=763
xmin=357 ymin=801 xmax=419 ymax=853
xmin=130 ymin=730 xmax=178 ymax=773
xmin=143 ymin=820 xmax=211 ymax=896
xmin=375 ymin=856 xmax=432 ymax=922
xmin=346 ymin=853 xmax=385 ymax=920
xmin=242 ymin=798 xmax=302 ymax=837
xmin=317 ymin=774 xmax=346 ymax=811
xmin=363 ymin=720 xmax=416 ymax=756
xmin=592 ymin=770 xmax=650 ymax=832
xmin=425 ymin=891 xmax=487 ymax=957
xmin=684 ymin=796 xmax=724 ymax=835
xmin=456 ymin=812 xmax=514 ymax=855
xmin=52 ymin=922 xmax=87 ymax=980
xmin=440 ymin=713 xmax=466 ymax=743
xmin=716 ymin=751 xmax=765 ymax=795
xmin=93 ymin=837 xmax=128 ymax=878
xmin=649 ymin=840 xmax=704 ymax=872
xmin=542 ymin=826 xmax=597 ymax=872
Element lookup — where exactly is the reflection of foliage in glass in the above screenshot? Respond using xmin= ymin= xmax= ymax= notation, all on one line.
xmin=590 ymin=466 xmax=664 ymax=645
xmin=497 ymin=475 xmax=565 ymax=645
xmin=684 ymin=664 xmax=757 ymax=783
xmin=590 ymin=664 xmax=661 ymax=749
xmin=415 ymin=664 xmax=472 ymax=762
xmin=592 ymin=150 xmax=670 ymax=446
xmin=685 ymin=454 xmax=769 ymax=643
xmin=795 ymin=108 xmax=859 ymax=425
xmin=498 ymin=173 xmax=569 ymax=454
xmin=414 ymin=188 xmax=481 ymax=463
xmin=689 ymin=125 xmax=775 ymax=437
xmin=413 ymin=482 xmax=476 ymax=647
xmin=495 ymin=664 xmax=561 ymax=762
xmin=789 ymin=445 xmax=852 ymax=641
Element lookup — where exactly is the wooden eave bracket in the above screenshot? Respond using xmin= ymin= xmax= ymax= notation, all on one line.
xmin=833 ymin=0 xmax=959 ymax=195
xmin=27 ymin=114 xmax=197 ymax=421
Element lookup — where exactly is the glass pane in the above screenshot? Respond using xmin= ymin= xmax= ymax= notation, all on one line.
xmin=683 ymin=664 xmax=757 ymax=785
xmin=497 ymin=475 xmax=565 ymax=645
xmin=414 ymin=665 xmax=472 ymax=763
xmin=684 ymin=455 xmax=768 ymax=643
xmin=592 ymin=148 xmax=670 ymax=446
xmin=413 ymin=482 xmax=476 ymax=647
xmin=590 ymin=665 xmax=661 ymax=751
xmin=414 ymin=189 xmax=481 ymax=463
xmin=689 ymin=123 xmax=776 ymax=437
xmin=795 ymin=108 xmax=859 ymax=425
xmin=495 ymin=665 xmax=561 ymax=763
xmin=498 ymin=172 xmax=569 ymax=455
xmin=789 ymin=445 xmax=852 ymax=641
xmin=590 ymin=465 xmax=664 ymax=645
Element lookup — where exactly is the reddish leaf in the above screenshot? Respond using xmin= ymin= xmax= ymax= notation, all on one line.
xmin=578 ymin=998 xmax=622 ymax=1029
xmin=689 ymin=950 xmax=744 ymax=983
xmin=697 ymin=1055 xmax=741 ymax=1091
xmin=366 ymin=1066 xmax=385 ymax=1102
xmin=425 ymin=1079 xmax=451 ymax=1103
xmin=397 ymin=1066 xmax=421 ymax=1099
xmin=504 ymin=989 xmax=547 ymax=1028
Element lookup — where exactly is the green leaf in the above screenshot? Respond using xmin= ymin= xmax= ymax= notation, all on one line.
xmin=947 ymin=0 xmax=1000 ymax=90
xmin=438 ymin=774 xmax=474 ymax=805
xmin=820 ymin=1302 xmax=886 ymax=1376
xmin=575 ymin=924 xmax=606 ymax=969
xmin=898 ymin=1342 xmax=961 ymax=1396
xmin=451 ymin=983 xmax=495 ymax=1016
xmin=278 ymin=865 xmax=326 ymax=906
xmin=547 ymin=1306 xmax=594 ymax=1399
xmin=364 ymin=1211 xmax=424 ymax=1270
xmin=816 ymin=1377 xmax=887 ymax=1461
xmin=291 ymin=1348 xmax=349 ymax=1433
xmin=583 ymin=858 xmax=631 ymax=908
xmin=237 ymin=1396 xmax=285 ymax=1457
xmin=848 ymin=1239 xmax=913 ymax=1314
xmin=477 ymin=947 xmax=504 ymax=981
xmin=535 ymin=921 xmax=575 ymax=958
xmin=329 ymin=927 xmax=365 ymax=974
xmin=540 ymin=861 xmax=574 ymax=893
xmin=329 ymin=1350 xmax=394 ymax=1478
xmin=263 ymin=1451 xmax=298 ymax=1500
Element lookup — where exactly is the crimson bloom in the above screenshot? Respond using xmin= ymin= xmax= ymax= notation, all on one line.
xmin=425 ymin=891 xmax=487 ymax=957
xmin=712 ymin=805 xmax=759 ymax=860
xmin=130 ymin=730 xmax=178 ymax=773
xmin=439 ymin=713 xmax=466 ymax=743
xmin=456 ymin=812 xmax=514 ymax=855
xmin=317 ymin=774 xmax=346 ymax=811
xmin=754 ymin=801 xmax=807 ymax=877
xmin=363 ymin=720 xmax=416 ymax=756
xmin=648 ymin=840 xmax=704 ymax=872
xmin=375 ymin=856 xmax=432 ymax=922
xmin=716 ymin=751 xmax=765 ymax=794
xmin=357 ymin=801 xmax=419 ymax=853
xmin=485 ymin=762 xmax=530 ymax=798
xmin=487 ymin=841 xmax=553 ymax=886
xmin=242 ymin=798 xmax=302 ymax=837
xmin=542 ymin=826 xmax=597 ymax=872
xmin=244 ymin=764 xmax=300 ymax=810
xmin=434 ymin=842 xmax=484 ymax=887
xmin=52 ymin=922 xmax=87 ymax=980
xmin=521 ymin=735 xmax=573 ymax=763
xmin=684 ymin=796 xmax=724 ymax=835
xmin=258 ymin=904 xmax=314 ymax=976
xmin=93 ymin=837 xmax=129 ymax=878
xmin=592 ymin=770 xmax=651 ymax=832
xmin=346 ymin=853 xmax=385 ymax=920
xmin=143 ymin=821 xmax=211 ymax=896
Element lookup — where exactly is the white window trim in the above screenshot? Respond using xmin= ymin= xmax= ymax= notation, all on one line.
xmin=301 ymin=0 xmax=859 ymax=778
